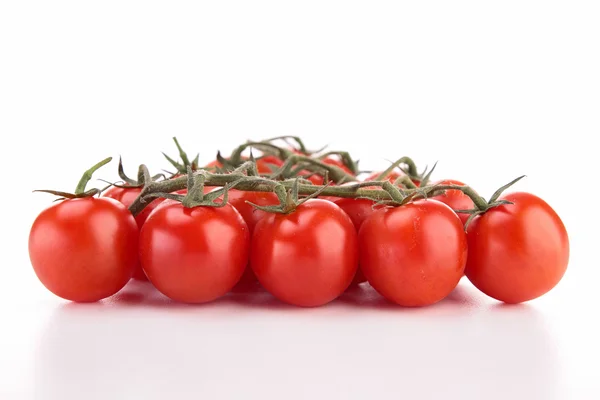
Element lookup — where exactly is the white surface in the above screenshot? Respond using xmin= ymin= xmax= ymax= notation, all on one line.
xmin=1 ymin=1 xmax=599 ymax=399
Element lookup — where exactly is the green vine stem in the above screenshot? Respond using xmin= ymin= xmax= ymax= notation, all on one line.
xmin=317 ymin=151 xmax=359 ymax=175
xmin=376 ymin=156 xmax=420 ymax=181
xmin=127 ymin=161 xmax=523 ymax=218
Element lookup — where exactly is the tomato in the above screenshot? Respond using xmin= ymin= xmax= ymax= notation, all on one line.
xmin=430 ymin=179 xmax=474 ymax=225
xmin=359 ymin=200 xmax=467 ymax=307
xmin=29 ymin=198 xmax=139 ymax=302
xmin=103 ymin=186 xmax=164 ymax=280
xmin=227 ymin=190 xmax=280 ymax=291
xmin=334 ymin=197 xmax=377 ymax=285
xmin=139 ymin=200 xmax=250 ymax=303
xmin=250 ymin=199 xmax=358 ymax=306
xmin=365 ymin=170 xmax=420 ymax=187
xmin=465 ymin=192 xmax=569 ymax=304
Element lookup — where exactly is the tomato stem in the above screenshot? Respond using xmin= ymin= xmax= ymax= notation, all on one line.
xmin=74 ymin=157 xmax=112 ymax=195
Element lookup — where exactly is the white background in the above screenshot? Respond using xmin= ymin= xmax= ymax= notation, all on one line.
xmin=1 ymin=1 xmax=599 ymax=399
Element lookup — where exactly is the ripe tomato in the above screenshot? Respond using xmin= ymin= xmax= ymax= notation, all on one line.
xmin=359 ymin=199 xmax=467 ymax=306
xmin=29 ymin=198 xmax=139 ymax=302
xmin=103 ymin=186 xmax=163 ymax=280
xmin=227 ymin=190 xmax=280 ymax=291
xmin=365 ymin=170 xmax=420 ymax=187
xmin=465 ymin=192 xmax=569 ymax=304
xmin=250 ymin=199 xmax=358 ymax=306
xmin=139 ymin=201 xmax=250 ymax=303
xmin=334 ymin=197 xmax=377 ymax=285
xmin=430 ymin=179 xmax=474 ymax=225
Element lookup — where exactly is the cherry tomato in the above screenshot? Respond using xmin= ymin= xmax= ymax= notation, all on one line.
xmin=251 ymin=199 xmax=358 ymax=306
xmin=103 ymin=186 xmax=163 ymax=280
xmin=227 ymin=190 xmax=280 ymax=291
xmin=29 ymin=198 xmax=139 ymax=302
xmin=465 ymin=192 xmax=569 ymax=304
xmin=334 ymin=197 xmax=377 ymax=285
xmin=359 ymin=199 xmax=467 ymax=307
xmin=365 ymin=170 xmax=420 ymax=187
xmin=139 ymin=201 xmax=250 ymax=303
xmin=430 ymin=179 xmax=474 ymax=225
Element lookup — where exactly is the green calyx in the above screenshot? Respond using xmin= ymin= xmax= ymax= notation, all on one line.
xmin=163 ymin=137 xmax=200 ymax=174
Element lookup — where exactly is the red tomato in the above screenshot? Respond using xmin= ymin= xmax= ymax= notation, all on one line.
xmin=227 ymin=190 xmax=280 ymax=291
xmin=359 ymin=200 xmax=467 ymax=306
xmin=430 ymin=179 xmax=474 ymax=225
xmin=29 ymin=198 xmax=139 ymax=302
xmin=334 ymin=197 xmax=377 ymax=285
xmin=250 ymin=199 xmax=358 ymax=306
xmin=465 ymin=192 xmax=569 ymax=304
xmin=139 ymin=200 xmax=250 ymax=303
xmin=365 ymin=170 xmax=420 ymax=187
xmin=103 ymin=186 xmax=164 ymax=280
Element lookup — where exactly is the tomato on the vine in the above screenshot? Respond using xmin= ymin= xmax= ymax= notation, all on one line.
xmin=322 ymin=157 xmax=354 ymax=176
xmin=465 ymin=192 xmax=569 ymax=304
xmin=365 ymin=170 xmax=420 ymax=187
xmin=250 ymin=199 xmax=358 ymax=307
xmin=139 ymin=200 xmax=250 ymax=303
xmin=206 ymin=157 xmax=279 ymax=175
xmin=29 ymin=197 xmax=139 ymax=302
xmin=430 ymin=179 xmax=474 ymax=225
xmin=359 ymin=199 xmax=467 ymax=306
xmin=227 ymin=190 xmax=280 ymax=291
xmin=103 ymin=185 xmax=163 ymax=280
xmin=334 ymin=197 xmax=378 ymax=285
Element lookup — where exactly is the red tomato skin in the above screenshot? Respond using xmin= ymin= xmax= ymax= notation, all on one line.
xmin=29 ymin=198 xmax=139 ymax=302
xmin=139 ymin=201 xmax=250 ymax=303
xmin=250 ymin=199 xmax=358 ymax=307
xmin=359 ymin=200 xmax=467 ymax=307
xmin=103 ymin=186 xmax=164 ymax=280
xmin=465 ymin=192 xmax=569 ymax=304
xmin=227 ymin=190 xmax=280 ymax=291
xmin=334 ymin=198 xmax=377 ymax=285
xmin=430 ymin=179 xmax=474 ymax=225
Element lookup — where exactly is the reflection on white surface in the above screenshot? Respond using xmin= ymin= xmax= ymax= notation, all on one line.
xmin=34 ymin=281 xmax=558 ymax=400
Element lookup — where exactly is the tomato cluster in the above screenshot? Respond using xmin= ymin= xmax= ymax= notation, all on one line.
xmin=28 ymin=139 xmax=570 ymax=307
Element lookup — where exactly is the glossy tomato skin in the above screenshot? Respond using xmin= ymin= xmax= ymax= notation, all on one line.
xmin=103 ymin=186 xmax=164 ymax=280
xmin=139 ymin=201 xmax=250 ymax=303
xmin=465 ymin=192 xmax=569 ymax=304
xmin=227 ymin=190 xmax=280 ymax=291
xmin=29 ymin=198 xmax=139 ymax=302
xmin=334 ymin=197 xmax=377 ymax=285
xmin=359 ymin=200 xmax=467 ymax=307
xmin=430 ymin=179 xmax=474 ymax=225
xmin=250 ymin=199 xmax=358 ymax=307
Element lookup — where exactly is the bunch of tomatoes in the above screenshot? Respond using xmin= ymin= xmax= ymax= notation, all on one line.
xmin=28 ymin=138 xmax=570 ymax=307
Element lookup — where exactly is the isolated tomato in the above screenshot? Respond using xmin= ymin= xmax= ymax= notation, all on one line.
xmin=359 ymin=199 xmax=467 ymax=306
xmin=365 ymin=170 xmax=420 ymax=187
xmin=103 ymin=186 xmax=163 ymax=280
xmin=139 ymin=201 xmax=250 ymax=303
xmin=29 ymin=198 xmax=139 ymax=302
xmin=227 ymin=190 xmax=280 ymax=291
xmin=465 ymin=192 xmax=569 ymax=304
xmin=251 ymin=199 xmax=358 ymax=306
xmin=334 ymin=197 xmax=377 ymax=285
xmin=430 ymin=179 xmax=474 ymax=224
